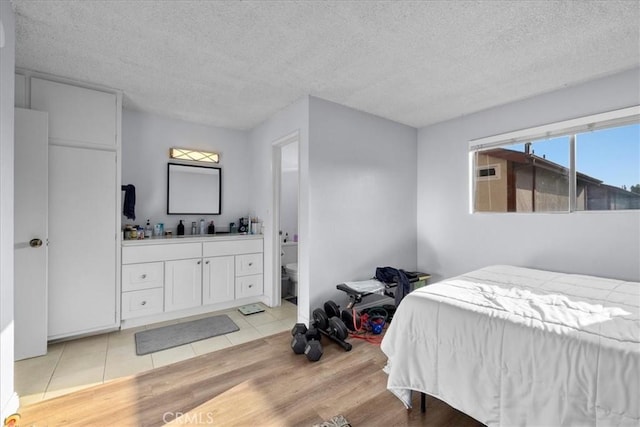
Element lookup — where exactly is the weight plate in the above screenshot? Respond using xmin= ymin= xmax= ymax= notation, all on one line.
xmin=312 ymin=308 xmax=329 ymax=330
xmin=324 ymin=300 xmax=340 ymax=318
xmin=329 ymin=316 xmax=349 ymax=341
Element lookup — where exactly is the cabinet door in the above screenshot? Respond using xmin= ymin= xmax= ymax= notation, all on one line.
xmin=202 ymin=256 xmax=234 ymax=305
xmin=48 ymin=146 xmax=117 ymax=339
xmin=164 ymin=259 xmax=202 ymax=312
xmin=31 ymin=78 xmax=117 ymax=147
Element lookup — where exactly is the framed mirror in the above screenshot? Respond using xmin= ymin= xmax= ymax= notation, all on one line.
xmin=167 ymin=163 xmax=221 ymax=214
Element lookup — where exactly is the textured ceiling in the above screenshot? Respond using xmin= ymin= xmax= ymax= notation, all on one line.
xmin=10 ymin=0 xmax=640 ymax=130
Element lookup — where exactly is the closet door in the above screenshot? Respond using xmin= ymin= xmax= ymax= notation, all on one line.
xmin=31 ymin=78 xmax=117 ymax=148
xmin=48 ymin=145 xmax=117 ymax=338
xmin=14 ymin=108 xmax=48 ymax=360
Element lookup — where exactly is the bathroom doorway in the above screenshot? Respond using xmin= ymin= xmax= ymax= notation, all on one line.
xmin=272 ymin=132 xmax=299 ymax=306
xmin=279 ymin=141 xmax=299 ymax=304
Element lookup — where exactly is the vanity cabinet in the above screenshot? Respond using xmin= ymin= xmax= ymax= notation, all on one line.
xmin=235 ymin=253 xmax=264 ymax=298
xmin=121 ymin=262 xmax=164 ymax=319
xmin=121 ymin=236 xmax=263 ymax=326
xmin=236 ymin=274 xmax=264 ymax=299
xmin=202 ymin=256 xmax=235 ymax=305
xmin=121 ymin=288 xmax=164 ymax=320
xmin=165 ymin=258 xmax=203 ymax=312
xmin=203 ymin=238 xmax=264 ymax=301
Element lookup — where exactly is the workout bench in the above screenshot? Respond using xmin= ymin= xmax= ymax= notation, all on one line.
xmin=336 ymin=272 xmax=430 ymax=312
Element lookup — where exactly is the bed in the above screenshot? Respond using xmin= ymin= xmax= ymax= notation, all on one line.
xmin=380 ymin=265 xmax=640 ymax=426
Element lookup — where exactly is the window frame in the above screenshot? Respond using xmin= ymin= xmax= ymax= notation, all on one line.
xmin=469 ymin=105 xmax=640 ymax=214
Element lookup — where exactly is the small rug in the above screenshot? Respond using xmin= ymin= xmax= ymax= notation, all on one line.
xmin=313 ymin=415 xmax=351 ymax=427
xmin=135 ymin=314 xmax=239 ymax=355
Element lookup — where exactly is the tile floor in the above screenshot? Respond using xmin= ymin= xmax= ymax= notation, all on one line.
xmin=15 ymin=300 xmax=297 ymax=407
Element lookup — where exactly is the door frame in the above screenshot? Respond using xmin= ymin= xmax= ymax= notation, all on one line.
xmin=271 ymin=131 xmax=300 ymax=306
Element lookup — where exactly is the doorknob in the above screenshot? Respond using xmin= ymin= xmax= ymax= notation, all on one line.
xmin=29 ymin=238 xmax=43 ymax=248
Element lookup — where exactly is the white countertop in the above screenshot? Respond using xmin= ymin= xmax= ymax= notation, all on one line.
xmin=122 ymin=233 xmax=263 ymax=246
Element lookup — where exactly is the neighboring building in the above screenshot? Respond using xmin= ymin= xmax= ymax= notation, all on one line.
xmin=475 ymin=148 xmax=640 ymax=212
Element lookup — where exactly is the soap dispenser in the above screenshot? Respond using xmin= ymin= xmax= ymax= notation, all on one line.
xmin=208 ymin=220 xmax=215 ymax=234
xmin=177 ymin=220 xmax=185 ymax=236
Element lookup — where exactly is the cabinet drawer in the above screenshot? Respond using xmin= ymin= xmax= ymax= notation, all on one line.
xmin=121 ymin=288 xmax=164 ymax=320
xmin=236 ymin=274 xmax=263 ymax=299
xmin=123 ymin=242 xmax=201 ymax=264
xmin=122 ymin=262 xmax=163 ymax=292
xmin=235 ymin=253 xmax=263 ymax=276
xmin=203 ymin=239 xmax=263 ymax=257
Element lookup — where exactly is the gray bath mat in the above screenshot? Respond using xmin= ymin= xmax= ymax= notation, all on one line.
xmin=135 ymin=314 xmax=239 ymax=355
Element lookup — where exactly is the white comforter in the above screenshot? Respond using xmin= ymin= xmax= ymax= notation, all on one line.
xmin=380 ymin=265 xmax=640 ymax=426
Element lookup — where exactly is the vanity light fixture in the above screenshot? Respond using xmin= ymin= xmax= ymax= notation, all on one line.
xmin=169 ymin=147 xmax=219 ymax=163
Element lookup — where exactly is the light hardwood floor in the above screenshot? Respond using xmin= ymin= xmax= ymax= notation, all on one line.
xmin=14 ymin=302 xmax=297 ymax=405
xmin=19 ymin=331 xmax=484 ymax=426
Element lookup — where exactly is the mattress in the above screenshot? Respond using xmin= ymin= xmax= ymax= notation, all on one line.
xmin=380 ymin=265 xmax=640 ymax=426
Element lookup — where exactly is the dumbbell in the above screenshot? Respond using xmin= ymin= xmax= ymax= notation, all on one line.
xmin=312 ymin=308 xmax=352 ymax=352
xmin=291 ymin=323 xmax=307 ymax=336
xmin=290 ymin=325 xmax=321 ymax=352
xmin=290 ymin=324 xmax=323 ymax=361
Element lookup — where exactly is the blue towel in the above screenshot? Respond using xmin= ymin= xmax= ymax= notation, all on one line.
xmin=123 ymin=184 xmax=136 ymax=220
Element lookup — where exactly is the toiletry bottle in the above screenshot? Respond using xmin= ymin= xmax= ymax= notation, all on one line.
xmin=200 ymin=218 xmax=205 ymax=235
xmin=177 ymin=220 xmax=185 ymax=236
xmin=191 ymin=221 xmax=197 ymax=235
xmin=144 ymin=219 xmax=153 ymax=238
xmin=208 ymin=220 xmax=215 ymax=234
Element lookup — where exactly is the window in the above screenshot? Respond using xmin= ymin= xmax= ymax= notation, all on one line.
xmin=575 ymin=123 xmax=640 ymax=211
xmin=470 ymin=106 xmax=640 ymax=213
xmin=477 ymin=164 xmax=500 ymax=180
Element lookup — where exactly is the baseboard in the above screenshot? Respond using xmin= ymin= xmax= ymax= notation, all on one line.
xmin=1 ymin=392 xmax=20 ymax=423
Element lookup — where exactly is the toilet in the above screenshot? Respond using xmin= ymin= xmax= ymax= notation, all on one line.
xmin=285 ymin=263 xmax=298 ymax=297
xmin=281 ymin=242 xmax=298 ymax=299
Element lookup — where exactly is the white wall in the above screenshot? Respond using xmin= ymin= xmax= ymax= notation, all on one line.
xmin=0 ymin=2 xmax=18 ymax=418
xmin=417 ymin=68 xmax=640 ymax=283
xmin=248 ymin=96 xmax=309 ymax=320
xmin=122 ymin=110 xmax=250 ymax=233
xmin=308 ymin=97 xmax=418 ymax=312
xmin=249 ymin=96 xmax=417 ymax=321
